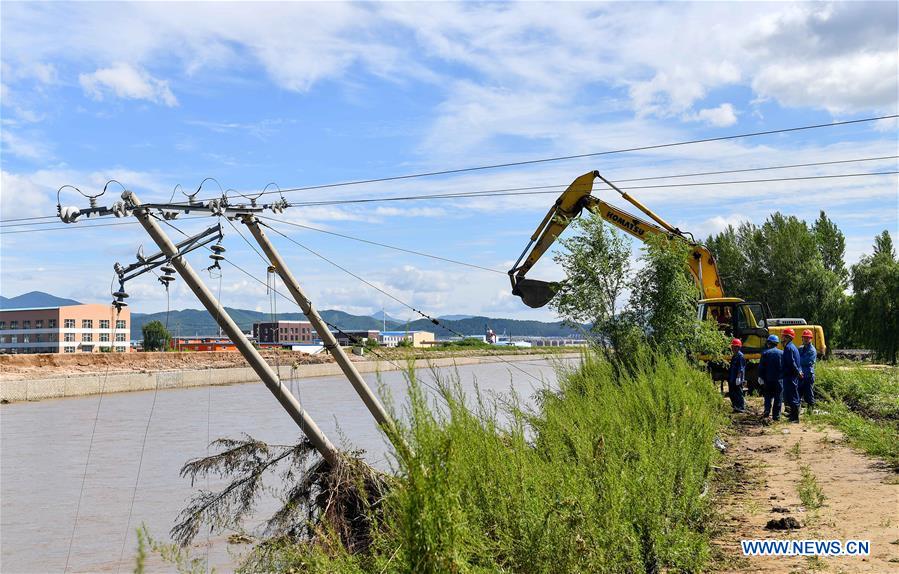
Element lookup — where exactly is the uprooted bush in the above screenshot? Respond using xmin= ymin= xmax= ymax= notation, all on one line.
xmin=171 ymin=352 xmax=725 ymax=573
xmin=170 ymin=436 xmax=391 ymax=555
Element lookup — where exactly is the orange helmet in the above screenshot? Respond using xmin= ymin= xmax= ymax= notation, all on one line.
xmin=802 ymin=329 xmax=813 ymax=338
xmin=783 ymin=328 xmax=795 ymax=338
xmin=731 ymin=338 xmax=742 ymax=347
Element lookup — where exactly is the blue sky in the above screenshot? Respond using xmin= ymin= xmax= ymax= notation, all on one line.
xmin=1 ymin=1 xmax=897 ymax=320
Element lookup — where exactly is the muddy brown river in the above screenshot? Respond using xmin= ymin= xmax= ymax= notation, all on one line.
xmin=1 ymin=358 xmax=575 ymax=573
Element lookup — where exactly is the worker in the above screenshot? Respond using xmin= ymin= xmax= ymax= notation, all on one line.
xmin=758 ymin=334 xmax=783 ymax=421
xmin=727 ymin=338 xmax=746 ymax=413
xmin=780 ymin=328 xmax=802 ymax=422
xmin=799 ymin=329 xmax=817 ymax=411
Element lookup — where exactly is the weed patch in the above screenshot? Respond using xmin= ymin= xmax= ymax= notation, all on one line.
xmin=229 ymin=352 xmax=726 ymax=573
xmin=812 ymin=363 xmax=899 ymax=469
xmin=798 ymin=465 xmax=826 ymax=510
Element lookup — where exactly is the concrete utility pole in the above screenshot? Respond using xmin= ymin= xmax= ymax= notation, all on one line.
xmin=242 ymin=215 xmax=399 ymax=437
xmin=123 ymin=191 xmax=339 ymax=467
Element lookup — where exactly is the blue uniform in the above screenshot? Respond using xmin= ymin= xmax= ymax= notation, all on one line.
xmin=781 ymin=340 xmax=802 ymax=420
xmin=759 ymin=346 xmax=784 ymax=419
xmin=799 ymin=342 xmax=817 ymax=407
xmin=728 ymin=350 xmax=746 ymax=412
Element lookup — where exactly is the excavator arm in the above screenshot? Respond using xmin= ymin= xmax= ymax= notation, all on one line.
xmin=509 ymin=170 xmax=724 ymax=308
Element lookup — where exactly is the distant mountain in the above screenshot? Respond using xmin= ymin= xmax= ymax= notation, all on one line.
xmin=130 ymin=307 xmax=397 ymax=338
xmin=411 ymin=316 xmax=580 ymax=338
xmin=130 ymin=307 xmax=579 ymax=339
xmin=0 ymin=291 xmax=82 ymax=309
xmin=370 ymin=310 xmax=403 ymax=324
xmin=438 ymin=314 xmax=476 ymax=321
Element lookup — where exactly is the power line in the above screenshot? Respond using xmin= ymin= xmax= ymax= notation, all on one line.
xmin=0 ymin=216 xmax=207 ymax=234
xmin=5 ymin=165 xmax=897 ymax=235
xmin=228 ymin=114 xmax=899 ymax=200
xmin=256 ymin=215 xmax=507 ymax=274
xmin=10 ymin=114 xmax=888 ymax=225
xmin=284 ymin=170 xmax=898 ymax=208
xmin=2 ymin=152 xmax=894 ymax=227
xmin=259 ymin=220 xmax=547 ymax=384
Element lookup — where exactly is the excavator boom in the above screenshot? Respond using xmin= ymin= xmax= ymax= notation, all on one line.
xmin=509 ymin=171 xmax=724 ymax=308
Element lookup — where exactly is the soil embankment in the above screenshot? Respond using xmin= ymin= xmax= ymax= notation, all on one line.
xmin=0 ymin=347 xmax=571 ymax=382
xmin=0 ymin=350 xmax=329 ymax=381
xmin=0 ymin=349 xmax=579 ymax=402
xmin=713 ymin=398 xmax=899 ymax=572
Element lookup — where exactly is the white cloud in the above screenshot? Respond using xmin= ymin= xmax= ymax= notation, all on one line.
xmin=1 ymin=170 xmax=54 ymax=218
xmin=79 ymin=63 xmax=178 ymax=106
xmin=703 ymin=214 xmax=752 ymax=235
xmin=685 ymin=103 xmax=739 ymax=127
xmin=0 ymin=130 xmax=50 ymax=160
xmin=753 ymin=52 xmax=898 ymax=115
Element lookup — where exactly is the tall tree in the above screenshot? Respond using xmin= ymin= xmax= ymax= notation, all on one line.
xmin=551 ymin=213 xmax=631 ymax=333
xmin=813 ymin=211 xmax=848 ymax=283
xmin=850 ymin=231 xmax=899 ymax=363
xmin=628 ymin=234 xmax=727 ymax=356
xmin=705 ymin=212 xmax=847 ymax=344
xmin=142 ymin=320 xmax=172 ymax=351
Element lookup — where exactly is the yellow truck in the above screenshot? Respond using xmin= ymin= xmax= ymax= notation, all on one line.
xmin=508 ymin=170 xmax=826 ymax=386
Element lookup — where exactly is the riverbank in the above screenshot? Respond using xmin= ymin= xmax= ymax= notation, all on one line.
xmin=0 ymin=352 xmax=579 ymax=402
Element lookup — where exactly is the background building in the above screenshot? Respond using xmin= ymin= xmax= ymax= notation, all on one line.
xmin=253 ymin=320 xmax=314 ymax=344
xmin=332 ymin=329 xmax=380 ymax=346
xmin=379 ymin=330 xmax=436 ymax=348
xmin=170 ymin=337 xmax=237 ymax=352
xmin=0 ymin=304 xmax=131 ymax=354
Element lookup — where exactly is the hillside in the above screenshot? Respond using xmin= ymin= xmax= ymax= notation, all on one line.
xmin=0 ymin=291 xmax=82 ymax=309
xmin=130 ymin=308 xmax=580 ymax=339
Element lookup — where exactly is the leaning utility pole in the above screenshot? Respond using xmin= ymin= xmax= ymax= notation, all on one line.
xmin=242 ymin=215 xmax=398 ymax=436
xmin=123 ymin=191 xmax=339 ymax=466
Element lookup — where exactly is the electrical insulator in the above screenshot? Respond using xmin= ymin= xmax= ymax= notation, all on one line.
xmin=163 ymin=211 xmax=179 ymax=220
xmin=59 ymin=206 xmax=81 ymax=223
xmin=161 ymin=264 xmax=176 ymax=275
xmin=112 ymin=286 xmax=129 ymax=311
xmin=111 ymin=201 xmax=131 ymax=218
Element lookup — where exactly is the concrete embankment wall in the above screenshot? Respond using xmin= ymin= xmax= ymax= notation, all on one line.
xmin=0 ymin=354 xmax=578 ymax=402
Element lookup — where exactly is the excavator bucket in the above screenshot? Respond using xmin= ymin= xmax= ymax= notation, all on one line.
xmin=513 ymin=278 xmax=559 ymax=308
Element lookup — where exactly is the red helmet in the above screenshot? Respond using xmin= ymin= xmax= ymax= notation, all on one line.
xmin=731 ymin=338 xmax=742 ymax=347
xmin=783 ymin=328 xmax=795 ymax=338
xmin=802 ymin=329 xmax=813 ymax=338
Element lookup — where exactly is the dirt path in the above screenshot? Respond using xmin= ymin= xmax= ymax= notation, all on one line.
xmin=712 ymin=396 xmax=899 ymax=573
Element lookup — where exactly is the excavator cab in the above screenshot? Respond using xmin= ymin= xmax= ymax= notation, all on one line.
xmin=699 ymin=299 xmax=769 ymax=353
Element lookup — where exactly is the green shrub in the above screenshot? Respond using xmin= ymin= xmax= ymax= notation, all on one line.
xmin=224 ymin=352 xmax=726 ymax=573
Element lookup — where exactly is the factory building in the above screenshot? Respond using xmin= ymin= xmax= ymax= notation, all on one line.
xmin=379 ymin=330 xmax=436 ymax=348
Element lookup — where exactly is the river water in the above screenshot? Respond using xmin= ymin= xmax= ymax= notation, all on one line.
xmin=1 ymin=357 xmax=576 ymax=573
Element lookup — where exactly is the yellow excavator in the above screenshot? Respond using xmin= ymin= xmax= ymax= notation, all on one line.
xmin=508 ymin=171 xmax=826 ymax=385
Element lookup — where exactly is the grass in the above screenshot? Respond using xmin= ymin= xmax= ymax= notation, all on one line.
xmin=237 ymin=351 xmax=726 ymax=573
xmin=810 ymin=362 xmax=899 ymax=469
xmin=798 ymin=465 xmax=826 ymax=510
